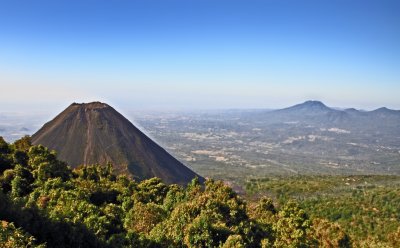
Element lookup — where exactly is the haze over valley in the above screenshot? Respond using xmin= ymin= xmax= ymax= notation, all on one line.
xmin=2 ymin=100 xmax=399 ymax=184
xmin=131 ymin=101 xmax=400 ymax=181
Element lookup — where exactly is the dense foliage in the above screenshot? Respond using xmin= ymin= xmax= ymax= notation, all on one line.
xmin=0 ymin=136 xmax=357 ymax=247
xmin=246 ymin=175 xmax=400 ymax=247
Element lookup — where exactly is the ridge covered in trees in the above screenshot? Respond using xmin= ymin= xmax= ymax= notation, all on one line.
xmin=0 ymin=136 xmax=398 ymax=247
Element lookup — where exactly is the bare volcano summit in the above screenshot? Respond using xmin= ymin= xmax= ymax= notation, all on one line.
xmin=32 ymin=102 xmax=202 ymax=184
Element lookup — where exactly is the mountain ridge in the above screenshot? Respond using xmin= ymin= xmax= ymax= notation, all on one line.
xmin=266 ymin=100 xmax=400 ymax=124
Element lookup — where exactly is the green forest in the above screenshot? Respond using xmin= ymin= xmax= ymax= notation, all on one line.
xmin=1 ymin=136 xmax=399 ymax=247
xmin=246 ymin=176 xmax=400 ymax=247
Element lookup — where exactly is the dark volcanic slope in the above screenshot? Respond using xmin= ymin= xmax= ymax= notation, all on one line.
xmin=32 ymin=102 xmax=202 ymax=185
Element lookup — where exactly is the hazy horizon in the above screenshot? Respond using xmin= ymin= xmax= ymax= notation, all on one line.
xmin=0 ymin=100 xmax=398 ymax=121
xmin=1 ymin=0 xmax=399 ymax=112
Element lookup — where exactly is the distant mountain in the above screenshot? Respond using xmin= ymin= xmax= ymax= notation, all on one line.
xmin=32 ymin=102 xmax=202 ymax=185
xmin=251 ymin=100 xmax=400 ymax=126
xmin=344 ymin=108 xmax=362 ymax=113
xmin=252 ymin=100 xmax=351 ymax=125
xmin=370 ymin=107 xmax=400 ymax=117
xmin=279 ymin=100 xmax=332 ymax=114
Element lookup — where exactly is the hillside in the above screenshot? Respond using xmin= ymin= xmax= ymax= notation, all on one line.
xmin=0 ymin=137 xmax=371 ymax=247
xmin=246 ymin=175 xmax=400 ymax=245
xmin=31 ymin=102 xmax=202 ymax=185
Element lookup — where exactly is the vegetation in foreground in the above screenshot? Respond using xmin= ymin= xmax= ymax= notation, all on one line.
xmin=0 ymin=136 xmax=399 ymax=247
xmin=246 ymin=175 xmax=400 ymax=247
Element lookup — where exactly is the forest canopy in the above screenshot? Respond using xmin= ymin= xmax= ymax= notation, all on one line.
xmin=0 ymin=136 xmax=398 ymax=247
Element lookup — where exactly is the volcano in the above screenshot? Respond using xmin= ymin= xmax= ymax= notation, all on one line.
xmin=31 ymin=102 xmax=202 ymax=185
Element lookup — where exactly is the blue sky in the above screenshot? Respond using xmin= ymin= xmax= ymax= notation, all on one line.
xmin=0 ymin=0 xmax=399 ymax=112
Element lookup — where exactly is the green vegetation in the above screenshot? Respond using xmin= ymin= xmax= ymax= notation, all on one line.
xmin=0 ymin=220 xmax=45 ymax=248
xmin=246 ymin=175 xmax=400 ymax=247
xmin=0 ymin=136 xmax=356 ymax=247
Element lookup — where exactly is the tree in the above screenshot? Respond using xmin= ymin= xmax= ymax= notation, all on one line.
xmin=28 ymin=145 xmax=71 ymax=181
xmin=0 ymin=220 xmax=44 ymax=248
xmin=124 ymin=202 xmax=164 ymax=234
xmin=222 ymin=234 xmax=245 ymax=248
xmin=183 ymin=214 xmax=221 ymax=248
xmin=13 ymin=135 xmax=32 ymax=152
xmin=10 ymin=164 xmax=33 ymax=198
xmin=388 ymin=227 xmax=400 ymax=247
xmin=135 ymin=177 xmax=168 ymax=204
xmin=311 ymin=218 xmax=351 ymax=248
xmin=11 ymin=176 xmax=29 ymax=198
xmin=273 ymin=201 xmax=313 ymax=248
xmin=0 ymin=136 xmax=10 ymax=154
xmin=0 ymin=136 xmax=13 ymax=174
